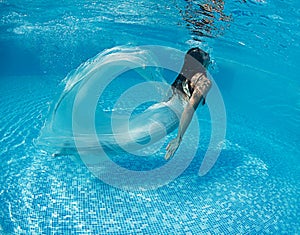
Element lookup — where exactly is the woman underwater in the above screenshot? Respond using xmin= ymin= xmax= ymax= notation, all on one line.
xmin=165 ymin=47 xmax=212 ymax=160
xmin=39 ymin=47 xmax=212 ymax=161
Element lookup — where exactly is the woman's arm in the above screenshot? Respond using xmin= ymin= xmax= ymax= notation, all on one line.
xmin=165 ymin=78 xmax=211 ymax=160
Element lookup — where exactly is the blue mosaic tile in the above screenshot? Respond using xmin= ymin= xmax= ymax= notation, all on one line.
xmin=0 ymin=81 xmax=299 ymax=234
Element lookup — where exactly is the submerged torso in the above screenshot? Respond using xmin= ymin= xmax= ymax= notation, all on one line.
xmin=171 ymin=72 xmax=209 ymax=101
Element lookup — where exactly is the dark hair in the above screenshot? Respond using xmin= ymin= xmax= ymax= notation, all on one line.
xmin=186 ymin=47 xmax=210 ymax=66
xmin=172 ymin=47 xmax=210 ymax=89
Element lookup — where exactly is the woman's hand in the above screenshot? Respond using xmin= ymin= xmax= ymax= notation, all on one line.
xmin=165 ymin=72 xmax=211 ymax=161
xmin=165 ymin=137 xmax=181 ymax=160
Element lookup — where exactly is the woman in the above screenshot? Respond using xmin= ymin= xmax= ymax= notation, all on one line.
xmin=165 ymin=47 xmax=212 ymax=160
xmin=41 ymin=47 xmax=212 ymax=159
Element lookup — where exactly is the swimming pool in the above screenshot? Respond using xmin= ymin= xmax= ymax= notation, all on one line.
xmin=0 ymin=0 xmax=299 ymax=234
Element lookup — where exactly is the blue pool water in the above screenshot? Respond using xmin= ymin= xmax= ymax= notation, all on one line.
xmin=0 ymin=0 xmax=299 ymax=234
